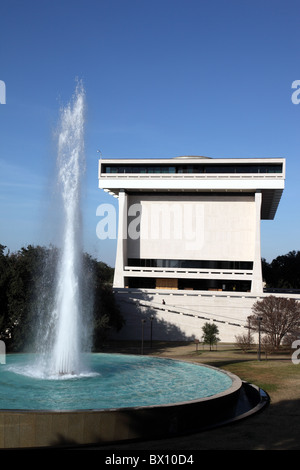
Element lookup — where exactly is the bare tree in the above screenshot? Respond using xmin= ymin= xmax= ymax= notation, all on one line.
xmin=261 ymin=335 xmax=274 ymax=359
xmin=249 ymin=296 xmax=300 ymax=348
xmin=235 ymin=333 xmax=255 ymax=352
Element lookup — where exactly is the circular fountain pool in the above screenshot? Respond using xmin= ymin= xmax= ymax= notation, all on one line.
xmin=1 ymin=353 xmax=233 ymax=410
xmin=0 ymin=353 xmax=265 ymax=449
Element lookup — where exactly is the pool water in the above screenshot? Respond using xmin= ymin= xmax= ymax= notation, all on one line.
xmin=0 ymin=353 xmax=232 ymax=410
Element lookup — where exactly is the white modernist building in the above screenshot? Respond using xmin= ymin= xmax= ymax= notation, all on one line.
xmin=98 ymin=156 xmax=291 ymax=342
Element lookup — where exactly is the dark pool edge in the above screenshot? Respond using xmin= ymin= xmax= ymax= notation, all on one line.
xmin=73 ymin=381 xmax=270 ymax=450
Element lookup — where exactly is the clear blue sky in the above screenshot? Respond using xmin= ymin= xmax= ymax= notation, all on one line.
xmin=0 ymin=0 xmax=300 ymax=267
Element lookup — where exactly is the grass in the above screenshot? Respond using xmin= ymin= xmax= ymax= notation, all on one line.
xmin=188 ymin=343 xmax=300 ymax=396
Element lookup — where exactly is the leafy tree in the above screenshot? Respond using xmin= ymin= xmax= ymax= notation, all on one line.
xmin=202 ymin=322 xmax=220 ymax=350
xmin=82 ymin=253 xmax=124 ymax=349
xmin=2 ymin=245 xmax=59 ymax=351
xmin=249 ymin=295 xmax=300 ymax=348
xmin=0 ymin=244 xmax=124 ymax=352
xmin=262 ymin=251 xmax=300 ymax=289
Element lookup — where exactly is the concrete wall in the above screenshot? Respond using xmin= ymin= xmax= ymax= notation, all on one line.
xmin=112 ymin=288 xmax=300 ymax=343
xmin=127 ymin=194 xmax=255 ymax=262
xmin=112 ymin=288 xmax=257 ymax=343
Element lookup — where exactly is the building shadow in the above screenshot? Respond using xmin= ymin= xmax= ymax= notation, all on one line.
xmin=110 ymin=289 xmax=196 ymax=343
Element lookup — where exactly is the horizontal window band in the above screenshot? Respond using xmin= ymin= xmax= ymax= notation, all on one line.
xmin=102 ymin=163 xmax=282 ymax=174
xmin=126 ymin=277 xmax=252 ymax=292
xmin=127 ymin=258 xmax=253 ymax=270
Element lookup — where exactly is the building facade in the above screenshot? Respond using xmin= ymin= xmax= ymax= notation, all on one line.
xmin=98 ymin=156 xmax=288 ymax=342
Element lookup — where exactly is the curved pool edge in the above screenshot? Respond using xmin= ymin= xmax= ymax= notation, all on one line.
xmin=0 ymin=363 xmax=248 ymax=449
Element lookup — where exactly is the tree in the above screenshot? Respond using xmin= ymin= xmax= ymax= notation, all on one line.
xmin=235 ymin=332 xmax=255 ymax=352
xmin=249 ymin=295 xmax=300 ymax=348
xmin=2 ymin=245 xmax=59 ymax=351
xmin=202 ymin=322 xmax=220 ymax=350
xmin=0 ymin=244 xmax=124 ymax=352
xmin=261 ymin=335 xmax=274 ymax=359
xmin=262 ymin=251 xmax=300 ymax=289
xmin=82 ymin=253 xmax=124 ymax=349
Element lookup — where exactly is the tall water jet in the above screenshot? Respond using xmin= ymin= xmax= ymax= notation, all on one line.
xmin=50 ymin=83 xmax=86 ymax=375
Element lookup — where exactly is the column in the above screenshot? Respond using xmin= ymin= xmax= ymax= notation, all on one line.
xmin=251 ymin=191 xmax=263 ymax=294
xmin=113 ymin=190 xmax=128 ymax=288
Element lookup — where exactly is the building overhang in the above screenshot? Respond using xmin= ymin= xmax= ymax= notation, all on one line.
xmin=98 ymin=157 xmax=285 ymax=220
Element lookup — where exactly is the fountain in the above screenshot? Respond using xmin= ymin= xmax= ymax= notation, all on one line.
xmin=49 ymin=81 xmax=85 ymax=377
xmin=0 ymin=85 xmax=269 ymax=449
